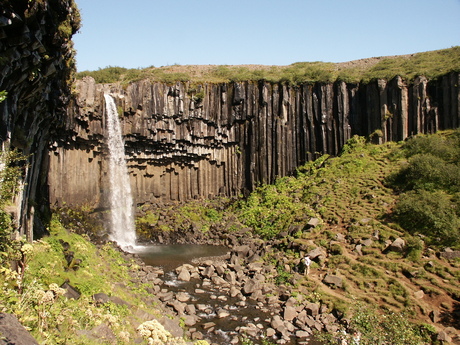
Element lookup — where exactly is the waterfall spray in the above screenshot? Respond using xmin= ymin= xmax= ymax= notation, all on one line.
xmin=104 ymin=94 xmax=136 ymax=250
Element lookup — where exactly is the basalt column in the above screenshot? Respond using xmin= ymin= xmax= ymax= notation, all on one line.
xmin=49 ymin=73 xmax=460 ymax=207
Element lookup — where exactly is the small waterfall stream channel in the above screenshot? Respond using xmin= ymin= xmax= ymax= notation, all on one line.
xmin=104 ymin=94 xmax=324 ymax=345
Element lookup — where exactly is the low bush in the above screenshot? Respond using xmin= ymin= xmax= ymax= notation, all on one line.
xmin=393 ymin=190 xmax=459 ymax=245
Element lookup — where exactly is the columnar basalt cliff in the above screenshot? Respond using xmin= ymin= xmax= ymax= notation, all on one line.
xmin=0 ymin=0 xmax=80 ymax=238
xmin=49 ymin=73 xmax=460 ymax=208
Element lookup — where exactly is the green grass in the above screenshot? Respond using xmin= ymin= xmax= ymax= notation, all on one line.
xmin=76 ymin=46 xmax=460 ymax=85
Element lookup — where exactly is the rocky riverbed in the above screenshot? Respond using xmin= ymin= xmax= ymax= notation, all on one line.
xmin=122 ymin=238 xmax=339 ymax=345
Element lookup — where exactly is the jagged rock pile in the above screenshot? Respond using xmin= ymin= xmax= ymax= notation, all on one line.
xmin=127 ymin=243 xmax=344 ymax=345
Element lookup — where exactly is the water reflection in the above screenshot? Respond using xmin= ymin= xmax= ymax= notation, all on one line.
xmin=136 ymin=244 xmax=229 ymax=271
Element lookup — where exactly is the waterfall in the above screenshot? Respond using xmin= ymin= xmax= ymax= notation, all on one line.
xmin=104 ymin=94 xmax=136 ymax=250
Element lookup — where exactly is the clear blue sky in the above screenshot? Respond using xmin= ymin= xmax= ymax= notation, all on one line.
xmin=73 ymin=0 xmax=460 ymax=72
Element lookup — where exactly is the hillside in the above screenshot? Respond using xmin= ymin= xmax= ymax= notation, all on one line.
xmin=2 ymin=132 xmax=459 ymax=344
xmin=76 ymin=46 xmax=460 ymax=85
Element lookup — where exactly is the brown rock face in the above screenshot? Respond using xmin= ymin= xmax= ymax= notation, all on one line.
xmin=49 ymin=74 xmax=460 ymax=208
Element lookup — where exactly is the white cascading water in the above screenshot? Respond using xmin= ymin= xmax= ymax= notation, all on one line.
xmin=104 ymin=94 xmax=137 ymax=250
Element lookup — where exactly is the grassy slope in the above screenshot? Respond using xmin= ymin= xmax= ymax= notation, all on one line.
xmin=1 ymin=133 xmax=459 ymax=344
xmin=76 ymin=46 xmax=460 ymax=85
xmin=233 ymin=133 xmax=460 ymax=332
xmin=0 ymin=216 xmax=186 ymax=345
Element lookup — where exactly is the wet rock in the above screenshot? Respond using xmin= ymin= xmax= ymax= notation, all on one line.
xmin=217 ymin=308 xmax=230 ymax=318
xmin=203 ymin=322 xmax=216 ymax=330
xmin=176 ymin=292 xmax=191 ymax=302
xmin=177 ymin=267 xmax=191 ymax=281
xmin=168 ymin=300 xmax=187 ymax=315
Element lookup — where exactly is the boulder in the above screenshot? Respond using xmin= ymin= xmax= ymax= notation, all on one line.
xmin=211 ymin=276 xmax=228 ymax=286
xmin=306 ymin=247 xmax=327 ymax=260
xmin=202 ymin=265 xmax=215 ymax=278
xmin=108 ymin=296 xmax=131 ymax=307
xmin=388 ymin=238 xmax=406 ymax=252
xmin=183 ymin=315 xmax=198 ymax=327
xmin=233 ymin=245 xmax=251 ymax=259
xmin=439 ymin=250 xmax=460 ymax=259
xmin=283 ymin=305 xmax=297 ymax=321
xmin=305 ymin=303 xmax=320 ymax=317
xmin=177 ymin=267 xmax=191 ymax=281
xmin=360 ymin=238 xmax=373 ymax=246
xmin=322 ymin=274 xmax=343 ymax=288
xmin=185 ymin=304 xmax=196 ymax=315
xmin=93 ymin=293 xmax=110 ymax=304
xmin=167 ymin=300 xmax=187 ymax=315
xmin=270 ymin=315 xmax=286 ymax=334
xmin=296 ymin=330 xmax=311 ymax=338
xmin=176 ymin=292 xmax=191 ymax=302
xmin=225 ymin=271 xmax=237 ymax=285
xmin=60 ymin=281 xmax=81 ymax=299
xmin=429 ymin=310 xmax=441 ymax=323
xmin=243 ymin=278 xmax=260 ymax=295
xmin=307 ymin=218 xmax=320 ymax=229
xmin=0 ymin=313 xmax=39 ymax=345
xmin=414 ymin=290 xmax=425 ymax=299
xmin=437 ymin=330 xmax=452 ymax=342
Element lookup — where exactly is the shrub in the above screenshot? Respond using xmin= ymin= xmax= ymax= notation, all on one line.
xmin=402 ymin=132 xmax=460 ymax=163
xmin=393 ymin=190 xmax=460 ymax=246
xmin=393 ymin=153 xmax=460 ymax=192
xmin=405 ymin=236 xmax=424 ymax=262
xmin=316 ymin=303 xmax=429 ymax=344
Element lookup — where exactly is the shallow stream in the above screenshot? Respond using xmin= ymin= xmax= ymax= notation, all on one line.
xmin=137 ymin=244 xmax=323 ymax=345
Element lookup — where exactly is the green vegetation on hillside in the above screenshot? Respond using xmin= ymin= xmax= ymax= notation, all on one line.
xmin=388 ymin=131 xmax=460 ymax=246
xmin=1 ymin=131 xmax=459 ymax=344
xmin=76 ymin=46 xmax=460 ymax=85
xmin=233 ymin=132 xmax=459 ymax=343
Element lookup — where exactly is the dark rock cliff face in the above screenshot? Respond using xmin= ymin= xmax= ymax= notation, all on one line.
xmin=0 ymin=0 xmax=80 ymax=238
xmin=50 ymin=73 xmax=460 ymax=208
